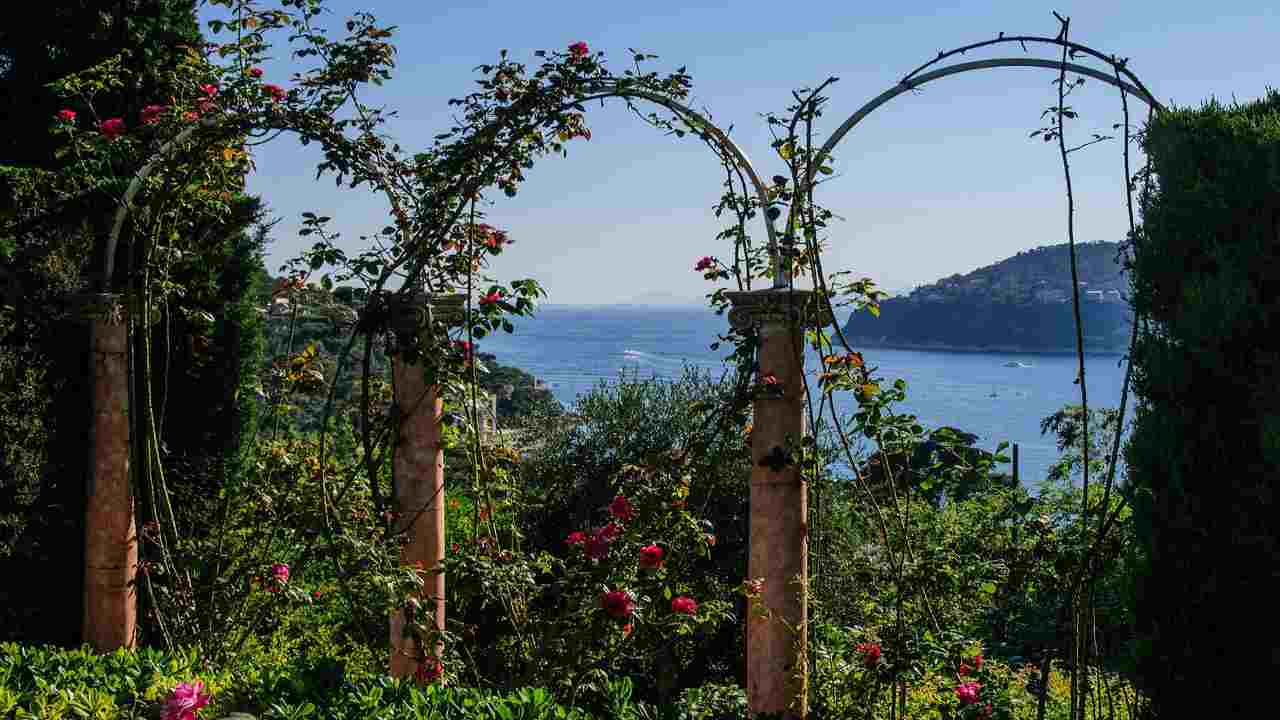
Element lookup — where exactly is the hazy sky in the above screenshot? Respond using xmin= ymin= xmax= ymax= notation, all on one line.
xmin=216 ymin=1 xmax=1278 ymax=304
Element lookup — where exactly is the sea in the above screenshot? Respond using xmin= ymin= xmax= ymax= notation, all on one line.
xmin=475 ymin=304 xmax=1131 ymax=487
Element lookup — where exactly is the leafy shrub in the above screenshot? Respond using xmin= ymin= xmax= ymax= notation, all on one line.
xmin=0 ymin=643 xmax=595 ymax=720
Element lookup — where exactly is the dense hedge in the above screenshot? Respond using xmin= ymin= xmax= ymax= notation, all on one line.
xmin=1125 ymin=90 xmax=1280 ymax=717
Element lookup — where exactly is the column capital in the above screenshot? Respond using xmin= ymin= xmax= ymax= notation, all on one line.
xmin=66 ymin=293 xmax=127 ymax=325
xmin=388 ymin=292 xmax=468 ymax=344
xmin=724 ymin=288 xmax=833 ymax=333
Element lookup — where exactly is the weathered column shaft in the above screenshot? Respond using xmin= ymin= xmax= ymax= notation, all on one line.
xmin=728 ymin=289 xmax=828 ymax=720
xmin=387 ymin=292 xmax=466 ymax=680
xmin=81 ymin=297 xmax=136 ymax=652
xmin=389 ymin=355 xmax=445 ymax=679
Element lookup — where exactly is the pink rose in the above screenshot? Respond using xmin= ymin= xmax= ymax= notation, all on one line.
xmin=56 ymin=109 xmax=77 ymax=123
xmin=568 ymin=41 xmax=589 ymax=62
xmin=160 ymin=680 xmax=211 ymax=720
xmin=600 ymin=590 xmax=634 ymax=619
xmin=272 ymin=563 xmax=289 ymax=583
xmin=671 ymin=596 xmax=698 ymax=615
xmin=638 ymin=544 xmax=664 ymax=570
xmin=249 ymin=67 xmax=264 ymax=78
xmin=98 ymin=118 xmax=126 ymax=140
xmin=263 ymin=84 xmax=286 ymax=101
xmin=955 ymin=682 xmax=981 ymax=706
xmin=566 ymin=531 xmax=587 ymax=545
xmin=200 ymin=83 xmax=218 ymax=98
xmin=141 ymin=105 xmax=167 ymax=125
xmin=478 ymin=290 xmax=502 ymax=306
xmin=694 ymin=256 xmax=714 ymax=272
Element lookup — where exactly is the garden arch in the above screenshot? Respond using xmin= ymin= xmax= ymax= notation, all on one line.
xmin=75 ymin=25 xmax=1167 ymax=720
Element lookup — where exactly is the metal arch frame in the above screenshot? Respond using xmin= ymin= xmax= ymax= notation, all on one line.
xmin=811 ymin=57 xmax=1164 ymax=189
xmin=103 ymin=115 xmax=226 ymax=293
xmin=104 ymin=55 xmax=1167 ymax=296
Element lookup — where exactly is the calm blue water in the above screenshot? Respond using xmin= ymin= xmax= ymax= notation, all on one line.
xmin=475 ymin=305 xmax=1130 ymax=486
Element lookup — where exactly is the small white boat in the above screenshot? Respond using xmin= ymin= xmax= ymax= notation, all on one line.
xmin=1002 ymin=361 xmax=1033 ymax=368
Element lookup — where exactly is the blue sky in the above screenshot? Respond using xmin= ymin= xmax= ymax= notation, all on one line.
xmin=215 ymin=1 xmax=1279 ymax=304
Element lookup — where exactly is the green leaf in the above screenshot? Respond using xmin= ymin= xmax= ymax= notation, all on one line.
xmin=818 ymin=165 xmax=834 ymax=175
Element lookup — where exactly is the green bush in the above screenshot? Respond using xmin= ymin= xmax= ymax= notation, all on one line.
xmin=0 ymin=643 xmax=595 ymax=720
xmin=1125 ymin=89 xmax=1280 ymax=717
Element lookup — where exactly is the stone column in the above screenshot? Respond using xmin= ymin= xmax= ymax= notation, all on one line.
xmin=388 ymin=292 xmax=466 ymax=680
xmin=73 ymin=293 xmax=137 ymax=652
xmin=726 ymin=288 xmax=831 ymax=720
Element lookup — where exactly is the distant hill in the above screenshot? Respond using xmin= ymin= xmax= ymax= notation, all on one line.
xmin=843 ymin=241 xmax=1133 ymax=354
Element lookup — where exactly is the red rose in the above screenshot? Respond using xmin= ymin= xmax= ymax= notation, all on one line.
xmin=98 ymin=118 xmax=126 ymax=140
xmin=608 ymin=495 xmax=636 ymax=523
xmin=415 ymin=657 xmax=443 ymax=684
xmin=200 ymin=83 xmax=218 ymax=98
xmin=694 ymin=256 xmax=714 ymax=272
xmin=249 ymin=67 xmax=264 ymax=78
xmin=141 ymin=105 xmax=167 ymax=125
xmin=671 ymin=596 xmax=698 ymax=615
xmin=600 ymin=590 xmax=634 ymax=619
xmin=263 ymin=84 xmax=286 ymax=101
xmin=566 ymin=531 xmax=587 ymax=545
xmin=56 ymin=109 xmax=77 ymax=123
xmin=856 ymin=642 xmax=881 ymax=667
xmin=568 ymin=41 xmax=589 ymax=62
xmin=638 ymin=544 xmax=664 ymax=570
xmin=478 ymin=290 xmax=502 ymax=306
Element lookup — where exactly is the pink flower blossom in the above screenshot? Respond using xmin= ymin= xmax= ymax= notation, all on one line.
xmin=141 ymin=105 xmax=167 ymax=125
xmin=694 ymin=256 xmax=714 ymax=272
xmin=263 ymin=84 xmax=286 ymax=101
xmin=568 ymin=41 xmax=589 ymax=62
xmin=161 ymin=680 xmax=211 ymax=720
xmin=56 ymin=109 xmax=76 ymax=123
xmin=249 ymin=67 xmax=264 ymax=78
xmin=600 ymin=590 xmax=634 ymax=619
xmin=566 ymin=530 xmax=587 ymax=545
xmin=671 ymin=595 xmax=698 ymax=615
xmin=272 ymin=563 xmax=289 ymax=583
xmin=98 ymin=118 xmax=126 ymax=140
xmin=478 ymin=290 xmax=502 ymax=307
xmin=608 ymin=495 xmax=636 ymax=523
xmin=639 ymin=544 xmax=664 ymax=570
xmin=955 ymin=682 xmax=982 ymax=706
xmin=200 ymin=83 xmax=218 ymax=98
